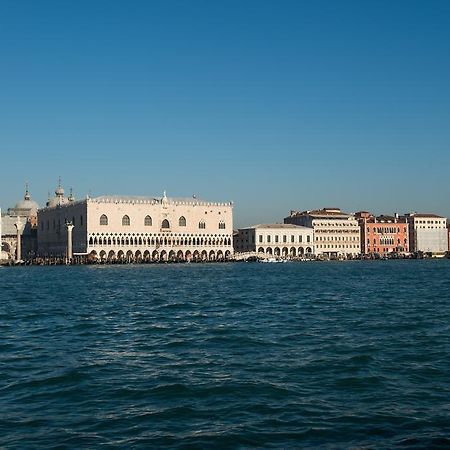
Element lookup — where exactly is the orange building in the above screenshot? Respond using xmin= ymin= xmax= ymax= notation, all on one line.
xmin=356 ymin=212 xmax=409 ymax=255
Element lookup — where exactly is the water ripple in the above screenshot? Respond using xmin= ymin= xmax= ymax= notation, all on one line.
xmin=1 ymin=261 xmax=450 ymax=448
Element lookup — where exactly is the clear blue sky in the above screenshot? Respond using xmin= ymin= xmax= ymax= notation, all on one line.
xmin=1 ymin=0 xmax=449 ymax=227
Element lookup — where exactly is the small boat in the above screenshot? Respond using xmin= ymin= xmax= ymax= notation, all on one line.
xmin=260 ymin=257 xmax=288 ymax=263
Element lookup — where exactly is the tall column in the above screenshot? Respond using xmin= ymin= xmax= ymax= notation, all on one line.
xmin=14 ymin=218 xmax=24 ymax=262
xmin=66 ymin=222 xmax=74 ymax=263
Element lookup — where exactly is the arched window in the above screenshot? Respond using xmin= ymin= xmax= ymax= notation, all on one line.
xmin=122 ymin=215 xmax=130 ymax=226
xmin=179 ymin=216 xmax=186 ymax=227
xmin=161 ymin=219 xmax=170 ymax=229
xmin=100 ymin=214 xmax=108 ymax=226
xmin=144 ymin=215 xmax=152 ymax=226
xmin=199 ymin=221 xmax=206 ymax=229
xmin=219 ymin=221 xmax=226 ymax=229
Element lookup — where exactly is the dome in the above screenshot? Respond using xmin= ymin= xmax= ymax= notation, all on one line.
xmin=14 ymin=187 xmax=39 ymax=216
xmin=46 ymin=178 xmax=69 ymax=208
xmin=55 ymin=186 xmax=65 ymax=196
xmin=47 ymin=196 xmax=69 ymax=208
xmin=15 ymin=198 xmax=39 ymax=214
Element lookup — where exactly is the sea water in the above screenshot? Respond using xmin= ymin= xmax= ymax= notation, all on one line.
xmin=1 ymin=261 xmax=450 ymax=448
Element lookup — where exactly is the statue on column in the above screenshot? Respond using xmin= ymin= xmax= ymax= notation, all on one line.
xmin=14 ymin=218 xmax=25 ymax=263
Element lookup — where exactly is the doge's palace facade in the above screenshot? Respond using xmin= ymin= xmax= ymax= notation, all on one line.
xmin=38 ymin=190 xmax=234 ymax=261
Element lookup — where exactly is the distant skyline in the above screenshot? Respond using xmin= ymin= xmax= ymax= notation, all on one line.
xmin=1 ymin=0 xmax=449 ymax=228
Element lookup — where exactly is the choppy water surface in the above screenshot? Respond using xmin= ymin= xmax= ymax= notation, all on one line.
xmin=1 ymin=261 xmax=450 ymax=449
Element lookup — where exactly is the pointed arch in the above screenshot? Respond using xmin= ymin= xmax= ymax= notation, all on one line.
xmin=179 ymin=216 xmax=186 ymax=227
xmin=100 ymin=214 xmax=108 ymax=226
xmin=122 ymin=215 xmax=130 ymax=226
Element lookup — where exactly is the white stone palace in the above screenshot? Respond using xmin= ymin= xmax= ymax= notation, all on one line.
xmin=234 ymin=224 xmax=314 ymax=257
xmin=37 ymin=183 xmax=234 ymax=262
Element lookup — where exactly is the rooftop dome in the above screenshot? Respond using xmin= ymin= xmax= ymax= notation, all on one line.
xmin=14 ymin=185 xmax=39 ymax=216
xmin=55 ymin=185 xmax=65 ymax=196
xmin=55 ymin=177 xmax=65 ymax=196
xmin=46 ymin=178 xmax=69 ymax=208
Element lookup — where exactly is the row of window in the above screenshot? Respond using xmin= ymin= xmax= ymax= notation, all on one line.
xmin=315 ymin=229 xmax=359 ymax=234
xmin=317 ymin=244 xmax=359 ymax=249
xmin=380 ymin=238 xmax=395 ymax=246
xmin=100 ymin=215 xmax=226 ymax=229
xmin=416 ymin=220 xmax=444 ymax=224
xmin=89 ymin=236 xmax=232 ymax=247
xmin=91 ymin=232 xmax=229 ymax=237
xmin=256 ymin=247 xmax=313 ymax=255
xmin=315 ymin=222 xmax=357 ymax=227
xmin=257 ymin=234 xmax=312 ymax=244
xmin=316 ymin=236 xmax=358 ymax=241
xmin=367 ymin=238 xmax=407 ymax=245
xmin=367 ymin=227 xmax=407 ymax=233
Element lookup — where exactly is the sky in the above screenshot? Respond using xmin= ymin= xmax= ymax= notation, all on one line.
xmin=1 ymin=0 xmax=449 ymax=227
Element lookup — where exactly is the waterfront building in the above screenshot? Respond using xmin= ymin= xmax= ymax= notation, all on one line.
xmin=355 ymin=212 xmax=409 ymax=255
xmin=0 ymin=186 xmax=39 ymax=261
xmin=234 ymin=224 xmax=314 ymax=257
xmin=284 ymin=208 xmax=361 ymax=257
xmin=448 ymin=223 xmax=450 ymax=253
xmin=405 ymin=213 xmax=448 ymax=255
xmin=37 ymin=183 xmax=234 ymax=262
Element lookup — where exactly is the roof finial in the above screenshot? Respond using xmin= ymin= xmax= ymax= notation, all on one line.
xmin=162 ymin=190 xmax=168 ymax=207
xmin=24 ymin=182 xmax=30 ymax=200
xmin=68 ymin=187 xmax=75 ymax=202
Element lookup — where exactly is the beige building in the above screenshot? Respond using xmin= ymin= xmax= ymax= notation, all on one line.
xmin=234 ymin=224 xmax=314 ymax=258
xmin=38 ymin=185 xmax=234 ymax=262
xmin=284 ymin=208 xmax=361 ymax=257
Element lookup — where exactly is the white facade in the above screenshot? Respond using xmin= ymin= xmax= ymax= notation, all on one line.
xmin=285 ymin=208 xmax=361 ymax=257
xmin=234 ymin=224 xmax=314 ymax=257
xmin=407 ymin=214 xmax=448 ymax=254
xmin=38 ymin=190 xmax=234 ymax=261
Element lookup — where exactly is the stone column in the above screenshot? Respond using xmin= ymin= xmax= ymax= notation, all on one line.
xmin=66 ymin=222 xmax=74 ymax=262
xmin=14 ymin=219 xmax=24 ymax=262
